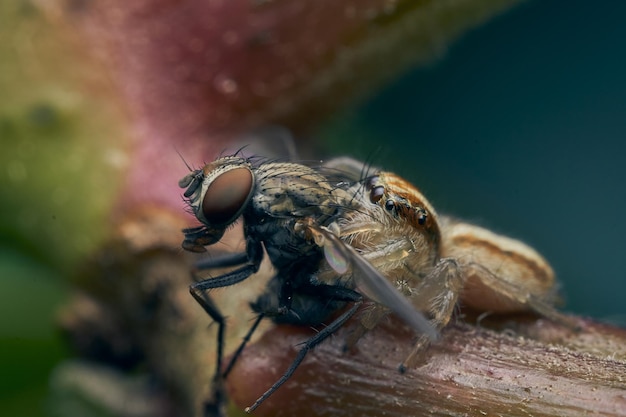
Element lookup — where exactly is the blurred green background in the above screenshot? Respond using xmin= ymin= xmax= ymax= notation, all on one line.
xmin=2 ymin=0 xmax=625 ymax=416
xmin=1 ymin=1 xmax=122 ymax=416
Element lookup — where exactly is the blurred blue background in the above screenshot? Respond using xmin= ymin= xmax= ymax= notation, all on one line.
xmin=320 ymin=0 xmax=626 ymax=324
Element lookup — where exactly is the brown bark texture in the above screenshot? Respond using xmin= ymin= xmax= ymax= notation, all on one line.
xmin=227 ymin=316 xmax=626 ymax=417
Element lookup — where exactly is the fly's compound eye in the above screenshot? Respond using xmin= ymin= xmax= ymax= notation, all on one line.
xmin=201 ymin=167 xmax=254 ymax=226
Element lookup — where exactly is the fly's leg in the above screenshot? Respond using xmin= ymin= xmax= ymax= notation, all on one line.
xmin=245 ymin=284 xmax=363 ymax=414
xmin=189 ymin=289 xmax=228 ymax=417
xmin=221 ymin=313 xmax=264 ymax=378
xmin=189 ymin=240 xmax=264 ymax=415
xmin=189 ymin=241 xmax=264 ymax=372
xmin=191 ymin=240 xmax=263 ymax=290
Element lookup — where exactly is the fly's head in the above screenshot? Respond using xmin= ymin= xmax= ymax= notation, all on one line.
xmin=179 ymin=156 xmax=255 ymax=252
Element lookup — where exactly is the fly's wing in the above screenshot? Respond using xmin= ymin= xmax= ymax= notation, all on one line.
xmin=315 ymin=225 xmax=438 ymax=341
xmin=224 ymin=126 xmax=298 ymax=161
xmin=320 ymin=157 xmax=381 ymax=182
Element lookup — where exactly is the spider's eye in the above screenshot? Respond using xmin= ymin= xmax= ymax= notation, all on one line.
xmin=370 ymin=186 xmax=385 ymax=204
xmin=201 ymin=167 xmax=253 ymax=226
xmin=417 ymin=209 xmax=428 ymax=225
xmin=385 ymin=199 xmax=395 ymax=211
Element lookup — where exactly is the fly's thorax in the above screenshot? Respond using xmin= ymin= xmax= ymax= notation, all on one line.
xmin=251 ymin=162 xmax=348 ymax=219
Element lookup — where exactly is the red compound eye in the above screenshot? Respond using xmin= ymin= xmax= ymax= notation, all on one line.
xmin=201 ymin=167 xmax=253 ymax=226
